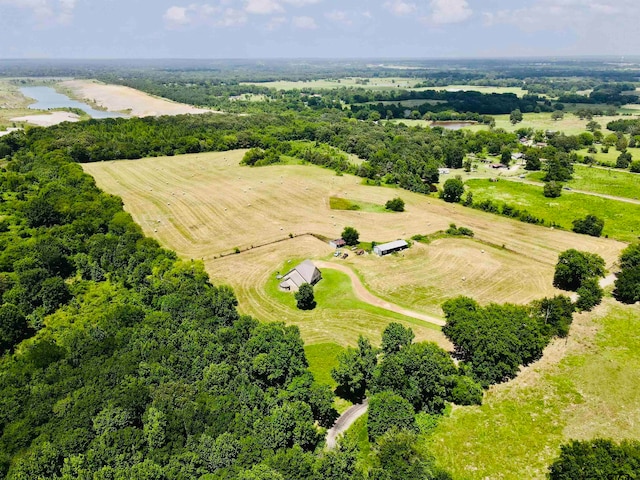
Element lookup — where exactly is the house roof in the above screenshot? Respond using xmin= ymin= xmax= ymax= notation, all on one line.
xmin=375 ymin=240 xmax=408 ymax=252
xmin=280 ymin=260 xmax=321 ymax=289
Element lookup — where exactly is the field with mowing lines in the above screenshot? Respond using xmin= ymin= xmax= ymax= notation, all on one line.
xmin=330 ymin=238 xmax=564 ymax=318
xmin=466 ymin=178 xmax=640 ymax=242
xmin=84 ymin=151 xmax=627 ymax=346
xmin=428 ymin=300 xmax=640 ymax=480
xmin=207 ymin=240 xmax=447 ymax=348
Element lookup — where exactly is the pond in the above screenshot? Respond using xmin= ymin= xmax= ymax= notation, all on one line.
xmin=430 ymin=121 xmax=478 ymax=130
xmin=20 ymin=86 xmax=125 ymax=119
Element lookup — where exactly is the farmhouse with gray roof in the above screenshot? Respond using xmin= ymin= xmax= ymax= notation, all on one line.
xmin=279 ymin=260 xmax=322 ymax=292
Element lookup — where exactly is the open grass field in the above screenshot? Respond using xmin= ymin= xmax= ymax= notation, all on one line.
xmin=427 ymin=300 xmax=640 ymax=480
xmin=390 ymin=111 xmax=640 ymax=135
xmin=241 ymin=77 xmax=423 ymax=91
xmin=84 ymin=151 xmax=626 ymax=346
xmin=575 ymin=147 xmax=637 ymax=168
xmin=527 ymin=164 xmax=640 ymax=200
xmin=465 ymin=178 xmax=640 ymax=242
xmin=421 ymin=84 xmax=529 ymax=97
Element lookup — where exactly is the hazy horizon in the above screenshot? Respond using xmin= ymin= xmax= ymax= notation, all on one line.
xmin=1 ymin=0 xmax=639 ymax=59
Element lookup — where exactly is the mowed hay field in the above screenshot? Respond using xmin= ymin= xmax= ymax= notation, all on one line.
xmin=84 ymin=150 xmax=626 ymax=341
xmin=204 ymin=236 xmax=448 ymax=349
xmin=335 ymin=238 xmax=563 ymax=318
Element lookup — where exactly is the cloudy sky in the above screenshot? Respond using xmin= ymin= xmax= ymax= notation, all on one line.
xmin=0 ymin=0 xmax=638 ymax=58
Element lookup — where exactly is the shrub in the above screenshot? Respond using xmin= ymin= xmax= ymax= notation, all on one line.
xmin=385 ymin=197 xmax=405 ymax=212
xmin=543 ymin=181 xmax=562 ymax=198
xmin=440 ymin=178 xmax=465 ymax=203
xmin=572 ymin=214 xmax=604 ymax=237
xmin=575 ymin=277 xmax=604 ymax=312
xmin=368 ymin=391 xmax=418 ymax=442
xmin=449 ymin=376 xmax=483 ymax=406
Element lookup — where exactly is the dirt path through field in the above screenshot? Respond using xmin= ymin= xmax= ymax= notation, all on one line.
xmin=315 ymin=261 xmax=446 ymax=327
xmin=326 ymin=400 xmax=369 ymax=449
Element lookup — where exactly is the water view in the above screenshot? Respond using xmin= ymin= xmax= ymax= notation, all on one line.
xmin=21 ymin=86 xmax=125 ymax=119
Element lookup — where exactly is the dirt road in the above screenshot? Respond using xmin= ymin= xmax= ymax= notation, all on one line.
xmin=325 ymin=400 xmax=368 ymax=449
xmin=315 ymin=261 xmax=445 ymax=327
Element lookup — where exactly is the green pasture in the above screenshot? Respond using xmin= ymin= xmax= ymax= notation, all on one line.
xmin=527 ymin=163 xmax=640 ymax=200
xmin=329 ymin=196 xmax=390 ymax=213
xmin=428 ymin=301 xmax=640 ymax=480
xmin=465 ymin=178 xmax=640 ymax=242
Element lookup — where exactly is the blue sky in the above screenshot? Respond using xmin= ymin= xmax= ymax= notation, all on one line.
xmin=0 ymin=0 xmax=638 ymax=58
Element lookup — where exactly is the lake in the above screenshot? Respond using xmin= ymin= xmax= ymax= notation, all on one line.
xmin=21 ymin=86 xmax=125 ymax=119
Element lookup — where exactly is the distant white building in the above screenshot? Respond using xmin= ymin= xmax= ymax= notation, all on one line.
xmin=373 ymin=240 xmax=409 ymax=256
xmin=438 ymin=168 xmax=450 ymax=175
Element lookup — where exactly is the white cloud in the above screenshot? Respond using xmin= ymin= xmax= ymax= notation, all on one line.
xmin=0 ymin=0 xmax=77 ymax=25
xmin=383 ymin=0 xmax=416 ymax=16
xmin=282 ymin=0 xmax=321 ymax=5
xmin=163 ymin=3 xmax=247 ymax=28
xmin=483 ymin=0 xmax=634 ymax=31
xmin=266 ymin=15 xmax=287 ymax=30
xmin=325 ymin=10 xmax=352 ymax=26
xmin=292 ymin=15 xmax=317 ymax=29
xmin=164 ymin=6 xmax=190 ymax=26
xmin=245 ymin=0 xmax=283 ymax=15
xmin=426 ymin=0 xmax=471 ymax=24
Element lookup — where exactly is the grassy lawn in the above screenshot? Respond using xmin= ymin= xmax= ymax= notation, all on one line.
xmin=574 ymin=147 xmax=637 ymax=168
xmin=465 ymin=178 xmax=640 ymax=242
xmin=305 ymin=343 xmax=344 ymax=387
xmin=527 ymin=164 xmax=640 ymax=200
xmin=427 ymin=301 xmax=640 ymax=480
xmin=305 ymin=342 xmax=353 ymax=414
xmin=266 ymin=266 xmax=441 ymax=335
xmin=329 ymin=196 xmax=390 ymax=213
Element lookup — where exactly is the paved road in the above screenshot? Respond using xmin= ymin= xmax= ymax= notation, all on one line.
xmin=325 ymin=399 xmax=369 ymax=449
xmin=315 ymin=261 xmax=445 ymax=327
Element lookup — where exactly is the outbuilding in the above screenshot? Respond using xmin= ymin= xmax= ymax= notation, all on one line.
xmin=373 ymin=239 xmax=409 ymax=256
xmin=279 ymin=260 xmax=322 ymax=292
xmin=329 ymin=238 xmax=347 ymax=249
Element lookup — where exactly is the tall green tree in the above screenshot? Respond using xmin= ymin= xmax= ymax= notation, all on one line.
xmin=553 ymin=249 xmax=605 ymax=291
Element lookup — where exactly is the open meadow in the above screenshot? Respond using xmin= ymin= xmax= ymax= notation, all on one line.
xmin=84 ymin=150 xmax=627 ymax=350
xmin=391 ymin=111 xmax=640 ymax=135
xmin=427 ymin=300 xmax=640 ymax=480
xmin=466 ymin=178 xmax=640 ymax=242
xmin=527 ymin=163 xmax=640 ymax=200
